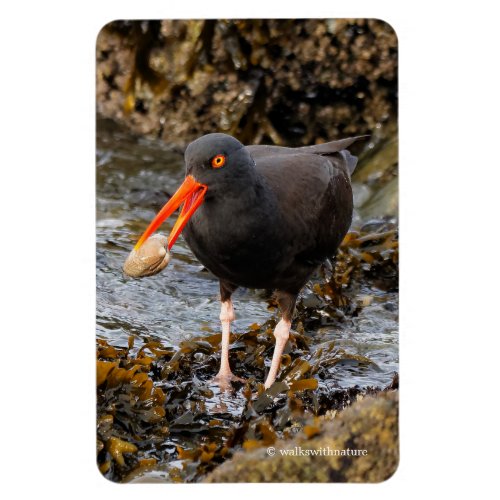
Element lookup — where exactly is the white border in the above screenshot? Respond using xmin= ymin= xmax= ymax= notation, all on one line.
xmin=2 ymin=0 xmax=499 ymax=498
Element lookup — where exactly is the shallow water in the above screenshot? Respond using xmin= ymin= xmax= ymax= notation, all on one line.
xmin=96 ymin=118 xmax=398 ymax=390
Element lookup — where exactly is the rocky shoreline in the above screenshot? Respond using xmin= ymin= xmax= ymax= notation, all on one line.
xmin=204 ymin=391 xmax=398 ymax=483
xmin=96 ymin=19 xmax=397 ymax=148
xmin=96 ymin=19 xmax=399 ymax=483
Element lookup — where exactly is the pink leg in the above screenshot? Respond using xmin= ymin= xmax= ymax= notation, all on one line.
xmin=264 ymin=318 xmax=291 ymax=389
xmin=217 ymin=300 xmax=234 ymax=378
xmin=213 ymin=300 xmax=243 ymax=388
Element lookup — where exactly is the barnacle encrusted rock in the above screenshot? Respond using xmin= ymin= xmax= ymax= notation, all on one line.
xmin=204 ymin=391 xmax=399 ymax=483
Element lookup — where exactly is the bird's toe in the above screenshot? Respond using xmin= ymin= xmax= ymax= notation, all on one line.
xmin=211 ymin=371 xmax=245 ymax=390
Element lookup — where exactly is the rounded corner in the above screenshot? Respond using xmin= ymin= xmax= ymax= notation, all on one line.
xmin=375 ymin=454 xmax=400 ymax=484
xmin=95 ymin=459 xmax=120 ymax=485
xmin=371 ymin=18 xmax=399 ymax=44
xmin=95 ymin=19 xmax=121 ymax=49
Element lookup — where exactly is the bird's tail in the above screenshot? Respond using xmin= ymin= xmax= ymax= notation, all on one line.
xmin=339 ymin=149 xmax=358 ymax=176
xmin=297 ymin=135 xmax=368 ymax=177
xmin=296 ymin=135 xmax=368 ymax=155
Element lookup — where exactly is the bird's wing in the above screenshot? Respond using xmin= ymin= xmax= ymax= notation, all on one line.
xmin=255 ymin=152 xmax=349 ymax=212
xmin=254 ymin=152 xmax=354 ymax=266
xmin=246 ymin=135 xmax=367 ymax=176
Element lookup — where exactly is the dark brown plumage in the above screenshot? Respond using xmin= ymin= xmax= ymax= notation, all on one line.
xmin=132 ymin=133 xmax=364 ymax=388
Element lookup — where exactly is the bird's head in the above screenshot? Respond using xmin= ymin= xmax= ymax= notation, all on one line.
xmin=133 ymin=133 xmax=254 ymax=252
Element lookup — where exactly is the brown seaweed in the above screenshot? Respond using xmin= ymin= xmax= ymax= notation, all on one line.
xmin=97 ymin=221 xmax=398 ymax=482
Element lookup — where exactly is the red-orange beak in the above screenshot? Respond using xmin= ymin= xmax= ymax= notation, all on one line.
xmin=134 ymin=175 xmax=208 ymax=251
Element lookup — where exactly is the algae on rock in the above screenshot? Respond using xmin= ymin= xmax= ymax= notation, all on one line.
xmin=96 ymin=19 xmax=397 ymax=148
xmin=204 ymin=391 xmax=399 ymax=483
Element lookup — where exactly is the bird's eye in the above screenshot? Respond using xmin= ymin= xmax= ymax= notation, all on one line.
xmin=211 ymin=154 xmax=226 ymax=168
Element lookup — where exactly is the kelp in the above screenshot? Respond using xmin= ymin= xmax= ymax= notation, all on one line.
xmin=97 ymin=329 xmax=395 ymax=482
xmin=96 ymin=219 xmax=398 ymax=482
xmin=295 ymin=219 xmax=398 ymax=329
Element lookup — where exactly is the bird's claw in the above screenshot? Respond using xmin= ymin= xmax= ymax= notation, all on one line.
xmin=211 ymin=371 xmax=245 ymax=391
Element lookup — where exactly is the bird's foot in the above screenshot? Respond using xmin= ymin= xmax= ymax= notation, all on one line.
xmin=211 ymin=371 xmax=245 ymax=391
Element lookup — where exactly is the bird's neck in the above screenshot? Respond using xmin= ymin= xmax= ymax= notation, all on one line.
xmin=202 ymin=169 xmax=281 ymax=227
xmin=207 ymin=168 xmax=271 ymax=204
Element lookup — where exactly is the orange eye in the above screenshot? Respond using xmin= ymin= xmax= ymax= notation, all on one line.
xmin=211 ymin=154 xmax=226 ymax=168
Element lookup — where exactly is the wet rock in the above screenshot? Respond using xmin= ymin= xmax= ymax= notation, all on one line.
xmin=204 ymin=391 xmax=398 ymax=483
xmin=353 ymin=123 xmax=398 ymax=218
xmin=96 ymin=19 xmax=397 ymax=148
xmin=359 ymin=176 xmax=398 ymax=219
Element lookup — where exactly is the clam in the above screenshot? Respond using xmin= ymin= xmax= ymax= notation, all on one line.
xmin=123 ymin=234 xmax=171 ymax=278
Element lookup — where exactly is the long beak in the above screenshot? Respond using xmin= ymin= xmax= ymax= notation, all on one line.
xmin=134 ymin=175 xmax=208 ymax=251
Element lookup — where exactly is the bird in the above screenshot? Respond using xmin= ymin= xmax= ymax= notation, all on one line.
xmin=131 ymin=133 xmax=364 ymax=389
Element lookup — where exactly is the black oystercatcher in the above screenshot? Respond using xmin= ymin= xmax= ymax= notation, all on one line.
xmin=130 ymin=133 xmax=364 ymax=388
